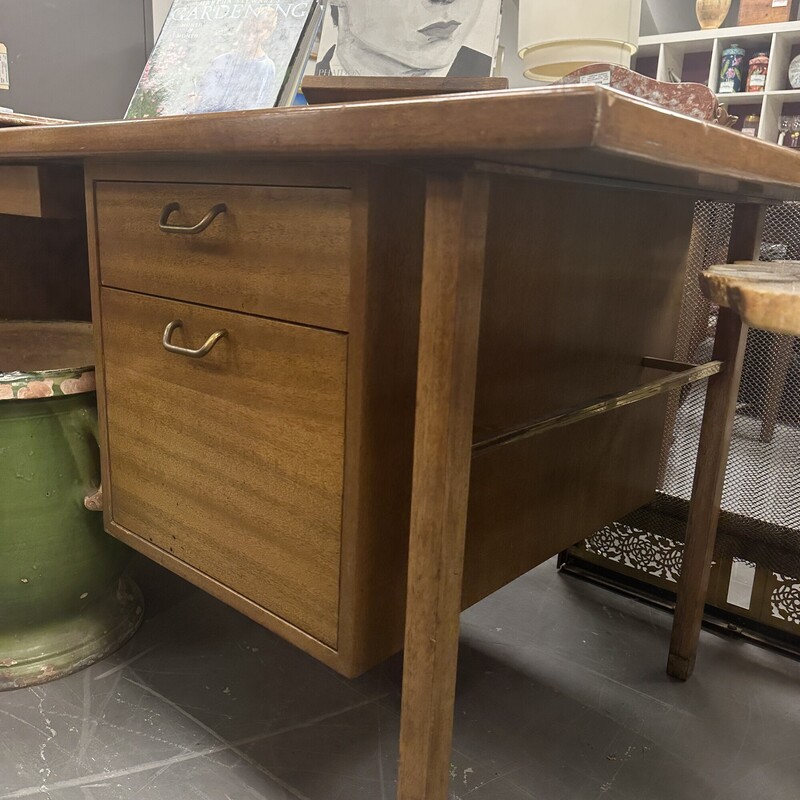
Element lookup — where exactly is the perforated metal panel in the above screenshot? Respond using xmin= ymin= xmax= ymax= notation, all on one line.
xmin=567 ymin=201 xmax=800 ymax=646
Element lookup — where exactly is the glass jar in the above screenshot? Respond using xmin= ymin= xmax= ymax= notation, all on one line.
xmin=719 ymin=43 xmax=746 ymax=93
xmin=746 ymin=52 xmax=769 ymax=93
xmin=742 ymin=114 xmax=760 ymax=137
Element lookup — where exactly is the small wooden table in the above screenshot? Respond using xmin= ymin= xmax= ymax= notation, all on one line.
xmin=0 ymin=86 xmax=798 ymax=800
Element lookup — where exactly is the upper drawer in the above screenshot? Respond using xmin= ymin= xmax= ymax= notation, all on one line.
xmin=95 ymin=181 xmax=351 ymax=331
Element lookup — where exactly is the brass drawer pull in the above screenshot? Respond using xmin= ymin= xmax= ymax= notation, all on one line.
xmin=159 ymin=202 xmax=227 ymax=234
xmin=162 ymin=320 xmax=227 ymax=359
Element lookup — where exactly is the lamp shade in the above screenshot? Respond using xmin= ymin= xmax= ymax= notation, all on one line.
xmin=518 ymin=0 xmax=642 ymax=82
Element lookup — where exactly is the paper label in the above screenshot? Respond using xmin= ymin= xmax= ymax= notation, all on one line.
xmin=579 ymin=71 xmax=611 ymax=86
xmin=773 ymin=0 xmax=789 ymax=7
xmin=0 ymin=49 xmax=8 ymax=91
xmin=750 ymin=73 xmax=766 ymax=87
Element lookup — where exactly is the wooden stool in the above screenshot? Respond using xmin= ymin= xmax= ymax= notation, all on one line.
xmin=668 ymin=256 xmax=800 ymax=680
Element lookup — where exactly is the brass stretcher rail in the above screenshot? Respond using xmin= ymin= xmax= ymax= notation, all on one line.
xmin=472 ymin=358 xmax=724 ymax=456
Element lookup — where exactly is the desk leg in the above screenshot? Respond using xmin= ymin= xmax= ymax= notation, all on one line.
xmin=668 ymin=203 xmax=763 ymax=681
xmin=397 ymin=172 xmax=489 ymax=800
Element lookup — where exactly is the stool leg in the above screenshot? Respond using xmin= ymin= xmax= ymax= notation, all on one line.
xmin=759 ymin=336 xmax=793 ymax=443
xmin=668 ymin=306 xmax=748 ymax=680
xmin=397 ymin=172 xmax=489 ymax=800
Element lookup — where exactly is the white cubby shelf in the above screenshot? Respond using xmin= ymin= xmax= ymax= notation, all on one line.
xmin=634 ymin=19 xmax=800 ymax=143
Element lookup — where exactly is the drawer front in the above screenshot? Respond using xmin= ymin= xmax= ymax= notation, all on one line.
xmin=101 ymin=288 xmax=346 ymax=646
xmin=96 ymin=181 xmax=351 ymax=331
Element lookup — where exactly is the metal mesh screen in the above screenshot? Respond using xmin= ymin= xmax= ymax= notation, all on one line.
xmin=574 ymin=201 xmax=800 ymax=642
xmin=662 ymin=203 xmax=800 ymax=532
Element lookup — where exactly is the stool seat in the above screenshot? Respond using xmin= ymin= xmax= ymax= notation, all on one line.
xmin=701 ymin=261 xmax=800 ymax=336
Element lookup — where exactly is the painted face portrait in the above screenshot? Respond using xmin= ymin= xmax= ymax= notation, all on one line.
xmin=336 ymin=0 xmax=484 ymax=71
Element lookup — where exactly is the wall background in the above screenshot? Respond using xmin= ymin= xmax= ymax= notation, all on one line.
xmin=0 ymin=0 xmax=151 ymax=121
xmin=152 ymin=0 xmax=172 ymax=38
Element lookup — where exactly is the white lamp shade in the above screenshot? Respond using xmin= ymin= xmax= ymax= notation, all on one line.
xmin=518 ymin=0 xmax=642 ymax=82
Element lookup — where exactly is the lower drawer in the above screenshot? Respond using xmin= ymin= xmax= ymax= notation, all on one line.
xmin=99 ymin=288 xmax=347 ymax=646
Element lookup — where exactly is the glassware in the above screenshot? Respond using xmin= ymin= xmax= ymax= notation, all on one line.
xmin=789 ymin=116 xmax=800 ymax=149
xmin=778 ymin=115 xmax=791 ymax=146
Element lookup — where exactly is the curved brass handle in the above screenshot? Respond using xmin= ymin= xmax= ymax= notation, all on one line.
xmin=162 ymin=320 xmax=227 ymax=359
xmin=159 ymin=202 xmax=227 ymax=234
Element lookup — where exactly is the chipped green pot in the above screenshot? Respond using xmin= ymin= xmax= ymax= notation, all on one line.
xmin=0 ymin=322 xmax=143 ymax=690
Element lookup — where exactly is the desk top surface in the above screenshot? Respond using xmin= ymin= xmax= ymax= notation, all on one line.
xmin=1 ymin=85 xmax=799 ymax=202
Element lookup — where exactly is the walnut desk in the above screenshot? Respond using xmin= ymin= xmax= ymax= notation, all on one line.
xmin=1 ymin=86 xmax=798 ymax=800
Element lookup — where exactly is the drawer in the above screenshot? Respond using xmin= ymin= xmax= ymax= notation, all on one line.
xmin=95 ymin=181 xmax=351 ymax=331
xmin=100 ymin=288 xmax=347 ymax=646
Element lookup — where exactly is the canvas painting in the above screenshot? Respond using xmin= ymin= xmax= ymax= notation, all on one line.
xmin=315 ymin=0 xmax=503 ymax=78
xmin=127 ymin=0 xmax=319 ymax=119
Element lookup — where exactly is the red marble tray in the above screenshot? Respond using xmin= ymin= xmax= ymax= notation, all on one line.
xmin=555 ymin=64 xmax=734 ymax=126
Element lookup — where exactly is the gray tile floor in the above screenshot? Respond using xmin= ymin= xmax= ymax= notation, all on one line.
xmin=1 ymin=554 xmax=799 ymax=800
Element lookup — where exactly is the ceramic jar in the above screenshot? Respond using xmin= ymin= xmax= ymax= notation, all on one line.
xmin=0 ymin=321 xmax=142 ymax=690
xmin=746 ymin=52 xmax=769 ymax=92
xmin=719 ymin=44 xmax=746 ymax=94
xmin=789 ymin=54 xmax=800 ymax=89
xmin=696 ymin=0 xmax=732 ymax=29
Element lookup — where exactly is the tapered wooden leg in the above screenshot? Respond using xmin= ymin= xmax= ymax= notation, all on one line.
xmin=667 ymin=203 xmax=764 ymax=681
xmin=397 ymin=172 xmax=489 ymax=800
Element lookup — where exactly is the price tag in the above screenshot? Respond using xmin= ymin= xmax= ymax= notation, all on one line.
xmin=580 ymin=71 xmax=611 ymax=86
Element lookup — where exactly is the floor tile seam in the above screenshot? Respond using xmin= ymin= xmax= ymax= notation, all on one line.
xmin=124 ymin=670 xmax=393 ymax=800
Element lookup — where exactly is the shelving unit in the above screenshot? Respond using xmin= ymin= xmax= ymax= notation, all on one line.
xmin=635 ymin=19 xmax=800 ymax=142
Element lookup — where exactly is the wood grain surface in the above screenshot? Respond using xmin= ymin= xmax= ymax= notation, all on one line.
xmin=340 ymin=172 xmax=696 ymax=675
xmin=737 ymin=0 xmax=793 ymax=26
xmin=0 ymin=87 xmax=799 ymax=201
xmin=463 ymin=176 xmax=694 ymax=608
xmin=100 ymin=288 xmax=347 ymax=646
xmin=336 ymin=165 xmax=427 ymax=676
xmin=301 ymin=75 xmax=509 ymax=104
xmin=700 ymin=260 xmax=800 ymax=337
xmin=96 ymin=181 xmax=352 ymax=331
xmin=0 ymin=215 xmax=90 ymax=321
xmin=0 ymin=321 xmax=93 ymax=373
xmin=0 ymin=165 xmax=83 ymax=218
xmin=398 ymin=171 xmax=490 ymax=800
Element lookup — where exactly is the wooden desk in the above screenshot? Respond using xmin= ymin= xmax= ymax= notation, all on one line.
xmin=1 ymin=86 xmax=798 ymax=800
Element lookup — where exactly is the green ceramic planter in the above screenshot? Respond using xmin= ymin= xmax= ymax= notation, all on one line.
xmin=0 ymin=322 xmax=143 ymax=690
